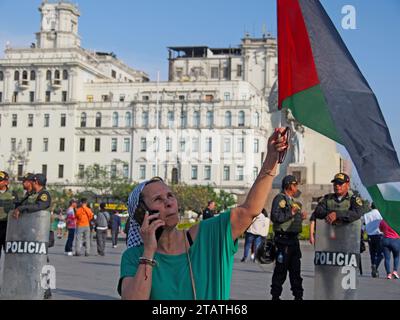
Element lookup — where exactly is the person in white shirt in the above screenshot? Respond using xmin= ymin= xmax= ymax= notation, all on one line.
xmin=241 ymin=209 xmax=270 ymax=262
xmin=362 ymin=202 xmax=384 ymax=278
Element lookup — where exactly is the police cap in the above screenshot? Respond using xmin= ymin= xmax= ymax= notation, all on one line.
xmin=33 ymin=174 xmax=47 ymax=186
xmin=22 ymin=173 xmax=35 ymax=182
xmin=281 ymin=175 xmax=298 ymax=190
xmin=331 ymin=173 xmax=350 ymax=184
xmin=0 ymin=171 xmax=9 ymax=181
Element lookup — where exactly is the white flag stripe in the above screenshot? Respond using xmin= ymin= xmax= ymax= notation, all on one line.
xmin=377 ymin=182 xmax=400 ymax=201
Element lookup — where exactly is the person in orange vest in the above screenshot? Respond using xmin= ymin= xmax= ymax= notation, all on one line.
xmin=74 ymin=198 xmax=94 ymax=256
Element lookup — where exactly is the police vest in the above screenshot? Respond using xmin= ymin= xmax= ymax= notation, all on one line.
xmin=273 ymin=194 xmax=303 ymax=234
xmin=325 ymin=191 xmax=353 ymax=215
xmin=0 ymin=190 xmax=15 ymax=222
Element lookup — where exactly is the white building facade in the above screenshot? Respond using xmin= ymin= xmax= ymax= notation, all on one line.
xmin=0 ymin=1 xmax=341 ymax=202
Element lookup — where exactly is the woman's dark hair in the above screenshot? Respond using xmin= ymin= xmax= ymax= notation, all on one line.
xmin=134 ymin=177 xmax=164 ymax=226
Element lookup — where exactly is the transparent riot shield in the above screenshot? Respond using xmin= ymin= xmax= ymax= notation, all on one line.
xmin=1 ymin=210 xmax=50 ymax=300
xmin=314 ymin=219 xmax=361 ymax=300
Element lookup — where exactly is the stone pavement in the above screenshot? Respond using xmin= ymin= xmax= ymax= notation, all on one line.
xmin=1 ymin=236 xmax=399 ymax=300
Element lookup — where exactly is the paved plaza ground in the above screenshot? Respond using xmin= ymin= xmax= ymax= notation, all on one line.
xmin=2 ymin=235 xmax=397 ymax=300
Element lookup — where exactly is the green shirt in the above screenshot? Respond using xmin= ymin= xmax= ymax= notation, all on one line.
xmin=118 ymin=209 xmax=238 ymax=300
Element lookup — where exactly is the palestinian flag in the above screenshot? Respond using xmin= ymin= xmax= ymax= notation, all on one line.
xmin=278 ymin=0 xmax=400 ymax=232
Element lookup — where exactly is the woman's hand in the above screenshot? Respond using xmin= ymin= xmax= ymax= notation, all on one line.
xmin=267 ymin=127 xmax=289 ymax=161
xmin=140 ymin=212 xmax=165 ymax=257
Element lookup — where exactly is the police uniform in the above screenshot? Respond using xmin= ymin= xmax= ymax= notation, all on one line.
xmin=14 ymin=173 xmax=36 ymax=208
xmin=270 ymin=175 xmax=304 ymax=300
xmin=17 ymin=174 xmax=51 ymax=214
xmin=312 ymin=173 xmax=365 ymax=224
xmin=0 ymin=171 xmax=15 ymax=258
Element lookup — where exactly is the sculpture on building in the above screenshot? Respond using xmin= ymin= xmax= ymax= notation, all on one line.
xmin=286 ymin=109 xmax=305 ymax=165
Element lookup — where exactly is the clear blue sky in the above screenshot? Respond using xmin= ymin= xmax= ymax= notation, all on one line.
xmin=0 ymin=0 xmax=399 ymax=196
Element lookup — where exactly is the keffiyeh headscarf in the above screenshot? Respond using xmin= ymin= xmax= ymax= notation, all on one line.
xmin=126 ymin=177 xmax=164 ymax=248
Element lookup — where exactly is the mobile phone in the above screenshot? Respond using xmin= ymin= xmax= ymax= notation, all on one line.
xmin=148 ymin=210 xmax=163 ymax=241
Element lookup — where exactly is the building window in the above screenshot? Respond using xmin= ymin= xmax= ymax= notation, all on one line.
xmin=42 ymin=165 xmax=47 ymax=177
xmin=253 ymin=167 xmax=259 ymax=181
xmin=237 ymin=64 xmax=242 ymax=77
xmin=139 ymin=165 xmax=146 ymax=180
xmin=62 ymin=70 xmax=68 ymax=80
xmin=58 ymin=165 xmax=64 ymax=178
xmin=193 ymin=111 xmax=200 ymax=128
xmin=123 ymin=164 xmax=129 ymax=178
xmin=180 ymin=111 xmax=187 ymax=128
xmin=179 ymin=138 xmax=185 ymax=152
xmin=62 ymin=91 xmax=67 ymax=102
xmin=119 ymin=94 xmax=125 ymax=102
xmin=29 ymin=91 xmax=35 ymax=102
xmin=167 ymin=111 xmax=174 ymax=127
xmin=142 ymin=95 xmax=149 ymax=101
xmin=54 ymin=70 xmax=60 ymax=80
xmin=178 ymin=95 xmax=185 ymax=101
xmin=238 ymin=111 xmax=245 ymax=127
xmin=253 ymin=112 xmax=260 ymax=127
xmin=254 ymin=139 xmax=259 ymax=153
xmin=27 ymin=138 xmax=32 ymax=152
xmin=224 ymin=92 xmax=231 ymax=101
xmin=28 ymin=114 xmax=34 ymax=127
xmin=61 ymin=114 xmax=66 ymax=127
xmin=205 ymin=94 xmax=214 ymax=102
xmin=101 ymin=95 xmax=110 ymax=102
xmin=11 ymin=138 xmax=16 ymax=152
xmin=59 ymin=138 xmax=65 ymax=152
xmin=30 ymin=70 xmax=36 ymax=81
xmin=125 ymin=112 xmax=132 ymax=127
xmin=12 ymin=91 xmax=18 ymax=103
xmin=225 ymin=111 xmax=232 ymax=127
xmin=110 ymin=165 xmax=117 ymax=178
xmin=192 ymin=137 xmax=199 ymax=152
xmin=80 ymin=112 xmax=87 ymax=127
xmin=43 ymin=138 xmax=49 ymax=152
xmin=211 ymin=67 xmax=219 ymax=79
xmin=223 ymin=67 xmax=229 ymax=79
xmin=206 ymin=137 xmax=212 ymax=152
xmin=17 ymin=164 xmax=24 ymax=179
xmin=44 ymin=114 xmax=50 ymax=127
xmin=112 ymin=112 xmax=119 ymax=127
xmin=79 ymin=138 xmax=85 ymax=152
xmin=236 ymin=166 xmax=244 ymax=181
xmin=12 ymin=114 xmax=17 ymax=127
xmin=45 ymin=91 xmax=51 ymax=102
xmin=166 ymin=137 xmax=172 ymax=152
xmin=204 ymin=166 xmax=211 ymax=180
xmin=46 ymin=70 xmax=51 ymax=81
xmin=140 ymin=137 xmax=147 ymax=152
xmin=95 ymin=138 xmax=101 ymax=152
xmin=111 ymin=138 xmax=117 ymax=152
xmin=111 ymin=70 xmax=117 ymax=79
xmin=152 ymin=165 xmax=156 ymax=177
xmin=0 ymin=71 xmax=3 ymax=81
xmin=142 ymin=111 xmax=149 ymax=128
xmin=224 ymin=138 xmax=231 ymax=153
xmin=96 ymin=112 xmax=102 ymax=127
xmin=0 ymin=92 xmax=2 ymax=103
xmin=78 ymin=165 xmax=84 ymax=179
xmin=191 ymin=166 xmax=198 ymax=180
xmin=124 ymin=138 xmax=130 ymax=152
xmin=14 ymin=71 xmax=20 ymax=81
xmin=206 ymin=111 xmax=213 ymax=128
xmin=238 ymin=138 xmax=245 ymax=153
xmin=223 ymin=166 xmax=230 ymax=181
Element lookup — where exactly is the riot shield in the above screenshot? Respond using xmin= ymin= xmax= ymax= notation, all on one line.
xmin=314 ymin=219 xmax=361 ymax=300
xmin=1 ymin=210 xmax=50 ymax=300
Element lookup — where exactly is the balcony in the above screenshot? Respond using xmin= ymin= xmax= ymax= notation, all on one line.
xmin=51 ymin=79 xmax=62 ymax=89
xmin=18 ymin=79 xmax=29 ymax=90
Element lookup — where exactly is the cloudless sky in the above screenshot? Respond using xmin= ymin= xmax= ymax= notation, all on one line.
xmin=0 ymin=0 xmax=399 ymax=197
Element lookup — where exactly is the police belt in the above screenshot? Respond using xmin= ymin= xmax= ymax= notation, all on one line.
xmin=274 ymin=231 xmax=299 ymax=239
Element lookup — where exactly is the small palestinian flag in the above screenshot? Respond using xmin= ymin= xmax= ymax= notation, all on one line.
xmin=278 ymin=0 xmax=400 ymax=232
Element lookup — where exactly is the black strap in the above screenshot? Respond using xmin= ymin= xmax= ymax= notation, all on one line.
xmin=186 ymin=231 xmax=193 ymax=247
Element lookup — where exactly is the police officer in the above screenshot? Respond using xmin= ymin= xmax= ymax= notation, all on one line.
xmin=13 ymin=174 xmax=51 ymax=219
xmin=270 ymin=175 xmax=307 ymax=300
xmin=0 ymin=171 xmax=15 ymax=259
xmin=13 ymin=173 xmax=36 ymax=208
xmin=311 ymin=173 xmax=364 ymax=225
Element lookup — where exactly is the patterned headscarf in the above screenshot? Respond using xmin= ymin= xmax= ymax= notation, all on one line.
xmin=126 ymin=177 xmax=164 ymax=248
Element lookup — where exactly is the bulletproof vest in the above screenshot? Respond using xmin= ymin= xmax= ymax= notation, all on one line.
xmin=273 ymin=193 xmax=303 ymax=234
xmin=326 ymin=191 xmax=353 ymax=215
xmin=0 ymin=190 xmax=15 ymax=222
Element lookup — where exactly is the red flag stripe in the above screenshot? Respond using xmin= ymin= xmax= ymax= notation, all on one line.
xmin=278 ymin=0 xmax=320 ymax=109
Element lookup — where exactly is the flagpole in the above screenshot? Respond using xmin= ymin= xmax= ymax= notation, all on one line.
xmin=156 ymin=71 xmax=160 ymax=177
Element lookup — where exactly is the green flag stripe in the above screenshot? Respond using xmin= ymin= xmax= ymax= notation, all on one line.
xmin=281 ymin=84 xmax=341 ymax=143
xmin=367 ymin=185 xmax=400 ymax=234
